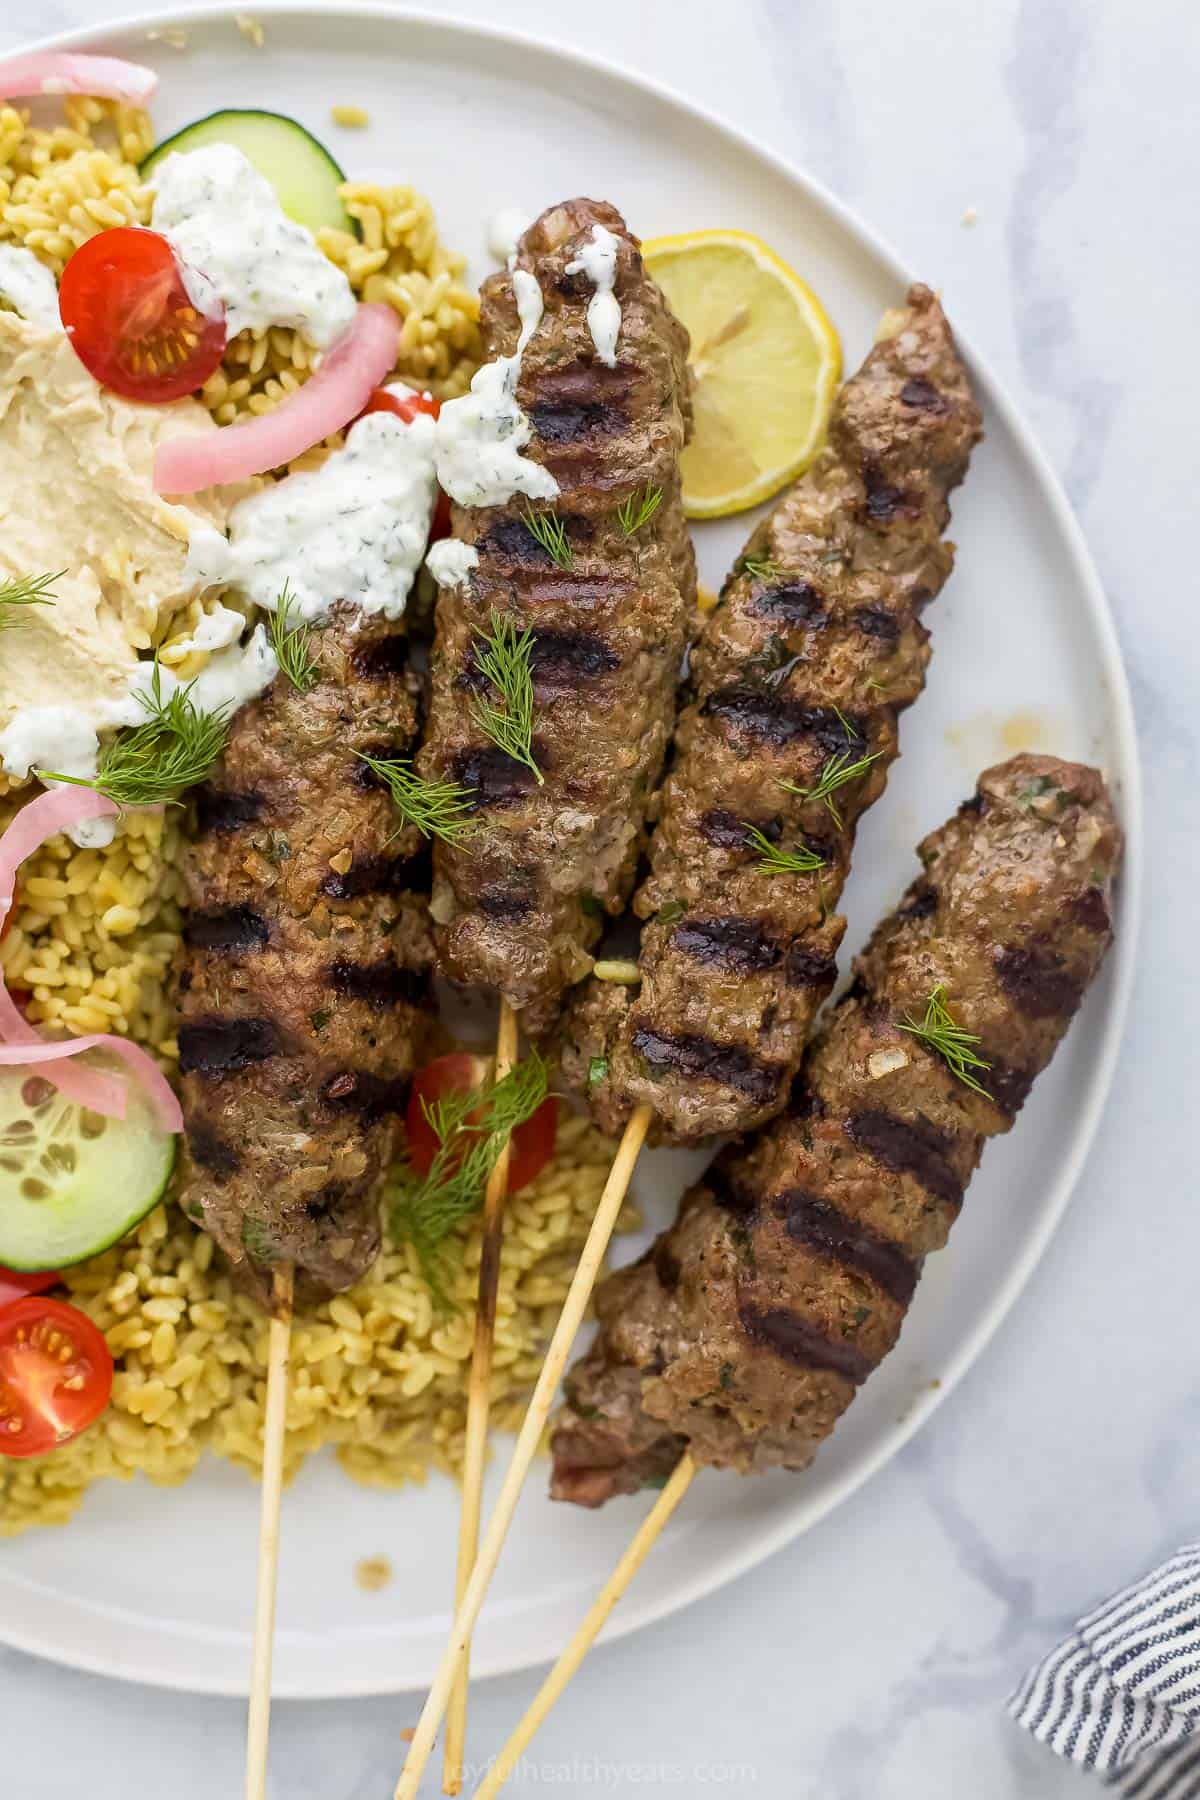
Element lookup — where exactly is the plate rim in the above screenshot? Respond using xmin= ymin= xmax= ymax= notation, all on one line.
xmin=0 ymin=0 xmax=1144 ymax=1698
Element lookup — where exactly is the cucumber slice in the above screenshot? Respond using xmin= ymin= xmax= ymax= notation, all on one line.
xmin=140 ymin=109 xmax=355 ymax=237
xmin=0 ymin=1062 xmax=176 ymax=1270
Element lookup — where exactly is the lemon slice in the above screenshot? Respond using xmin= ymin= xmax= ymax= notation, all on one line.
xmin=643 ymin=229 xmax=842 ymax=519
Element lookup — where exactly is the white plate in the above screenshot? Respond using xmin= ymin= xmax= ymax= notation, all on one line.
xmin=0 ymin=2 xmax=1141 ymax=1700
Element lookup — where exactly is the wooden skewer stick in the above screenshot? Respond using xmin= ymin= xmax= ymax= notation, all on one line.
xmin=472 ymin=1454 xmax=698 ymax=1799
xmin=444 ymin=999 xmax=520 ymax=1795
xmin=245 ymin=1262 xmax=295 ymax=1800
xmin=395 ymin=1103 xmax=654 ymax=1800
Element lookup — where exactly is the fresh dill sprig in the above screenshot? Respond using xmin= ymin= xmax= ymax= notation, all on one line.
xmin=743 ymin=823 xmax=826 ymax=878
xmin=522 ymin=504 xmax=573 ymax=569
xmin=355 ymin=752 xmax=476 ymax=848
xmin=741 ymin=555 xmax=783 ymax=583
xmin=779 ymin=749 xmax=882 ymax=829
xmin=616 ymin=484 xmax=663 ymax=538
xmin=898 ymin=985 xmax=992 ymax=1097
xmin=0 ymin=570 xmax=61 ymax=630
xmin=389 ymin=1052 xmax=550 ymax=1302
xmin=42 ymin=664 xmax=230 ymax=807
xmin=471 ymin=610 xmax=543 ymax=785
xmin=269 ymin=582 xmax=318 ymax=693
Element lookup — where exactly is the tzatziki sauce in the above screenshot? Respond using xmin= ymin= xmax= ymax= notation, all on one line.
xmin=566 ymin=224 xmax=622 ymax=368
xmin=193 ymin=409 xmax=438 ymax=623
xmin=0 ymin=246 xmax=61 ymax=331
xmin=425 ymin=539 xmax=478 ymax=589
xmin=149 ymin=144 xmax=357 ymax=348
xmin=434 ymin=269 xmax=558 ymax=509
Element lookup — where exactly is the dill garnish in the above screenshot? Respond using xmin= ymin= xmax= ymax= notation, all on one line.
xmin=522 ymin=504 xmax=573 ymax=569
xmin=269 ymin=582 xmax=318 ymax=693
xmin=741 ymin=555 xmax=783 ymax=583
xmin=586 ymin=1056 xmax=609 ymax=1089
xmin=898 ymin=985 xmax=992 ymax=1096
xmin=743 ymin=823 xmax=825 ymax=877
xmin=355 ymin=752 xmax=476 ymax=847
xmin=616 ymin=485 xmax=663 ymax=538
xmin=389 ymin=1052 xmax=550 ymax=1302
xmin=42 ymin=664 xmax=230 ymax=807
xmin=471 ymin=610 xmax=543 ymax=784
xmin=779 ymin=749 xmax=882 ymax=829
xmin=0 ymin=570 xmax=61 ymax=629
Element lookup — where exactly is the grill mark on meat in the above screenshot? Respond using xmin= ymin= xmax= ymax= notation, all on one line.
xmin=193 ymin=786 xmax=265 ymax=835
xmin=528 ymin=400 xmax=626 ymax=444
xmin=479 ymin=515 xmax=556 ymax=564
xmin=186 ymin=1117 xmax=242 ymax=1181
xmin=451 ymin=746 xmax=542 ymax=810
xmin=477 ymin=889 xmax=535 ymax=921
xmin=326 ymin=956 xmax=433 ymax=1011
xmin=862 ymin=463 xmax=910 ymax=523
xmin=524 ymin=573 xmax=630 ymax=610
xmin=704 ymin=1159 xmax=758 ymax=1215
xmin=699 ymin=809 xmax=764 ymax=850
xmin=852 ymin=605 xmax=901 ymax=642
xmin=653 ymin=1242 xmax=682 ymax=1290
xmin=897 ymin=883 xmax=938 ymax=921
xmin=351 ymin=743 xmax=406 ymax=789
xmin=320 ymin=1069 xmax=409 ymax=1120
xmin=959 ymin=790 xmax=987 ymax=817
xmin=845 ymin=1109 xmax=963 ymax=1210
xmin=1070 ymin=887 xmax=1112 ymax=934
xmin=531 ymin=629 xmax=620 ymax=692
xmin=178 ymin=1016 xmax=282 ymax=1077
xmin=749 ymin=582 xmax=829 ymax=628
xmin=900 ymin=376 xmax=948 ymax=413
xmin=784 ymin=945 xmax=839 ymax=989
xmin=670 ymin=916 xmax=782 ymax=974
xmin=983 ymin=1059 xmax=1036 ymax=1118
xmin=319 ymin=847 xmax=431 ymax=900
xmin=182 ymin=904 xmax=270 ymax=955
xmin=738 ymin=1301 xmax=872 ymax=1384
xmin=704 ymin=688 xmax=867 ymax=756
xmin=351 ymin=636 xmax=410 ymax=680
xmin=775 ymin=1190 xmax=918 ymax=1307
xmin=630 ymin=1025 xmax=784 ymax=1105
xmin=995 ymin=944 xmax=1083 ymax=1018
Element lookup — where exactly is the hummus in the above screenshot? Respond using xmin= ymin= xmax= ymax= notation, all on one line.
xmin=0 ymin=310 xmax=232 ymax=751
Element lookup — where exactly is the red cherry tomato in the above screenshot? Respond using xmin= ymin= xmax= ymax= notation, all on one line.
xmin=0 ymin=1296 xmax=114 ymax=1458
xmin=405 ymin=1052 xmax=557 ymax=1196
xmin=361 ymin=388 xmax=452 ymax=540
xmin=58 ymin=226 xmax=227 ymax=403
xmin=0 ymin=1267 xmax=61 ymax=1307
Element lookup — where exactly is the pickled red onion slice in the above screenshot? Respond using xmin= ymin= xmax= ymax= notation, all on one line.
xmin=0 ymin=52 xmax=158 ymax=104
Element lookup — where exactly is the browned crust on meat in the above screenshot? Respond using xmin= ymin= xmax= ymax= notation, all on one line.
xmin=174 ymin=609 xmax=434 ymax=1308
xmin=417 ymin=199 xmax=695 ymax=1033
xmin=561 ymin=285 xmax=982 ymax=1139
xmin=551 ymin=755 xmax=1122 ymax=1503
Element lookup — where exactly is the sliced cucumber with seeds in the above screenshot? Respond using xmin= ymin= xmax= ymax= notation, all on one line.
xmin=0 ymin=1064 xmax=176 ymax=1270
xmin=140 ymin=109 xmax=356 ymax=237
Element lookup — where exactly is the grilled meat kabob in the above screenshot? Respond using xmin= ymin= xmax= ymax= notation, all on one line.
xmin=563 ymin=283 xmax=982 ymax=1141
xmin=401 ymin=196 xmax=695 ymax=1795
xmin=553 ymin=754 xmax=1122 ymax=1504
xmin=420 ymin=197 xmax=696 ymax=1038
xmin=174 ymin=603 xmax=435 ymax=1308
xmin=461 ymin=755 xmax=1122 ymax=1800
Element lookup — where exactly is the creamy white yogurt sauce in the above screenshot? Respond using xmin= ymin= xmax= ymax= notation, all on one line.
xmin=566 ymin=224 xmax=622 ymax=368
xmin=0 ymin=626 xmax=279 ymax=847
xmin=166 ymin=600 xmax=247 ymax=659
xmin=487 ymin=207 xmax=531 ymax=267
xmin=425 ymin=539 xmax=478 ymax=589
xmin=149 ymin=144 xmax=357 ymax=347
xmin=193 ymin=410 xmax=437 ymax=623
xmin=0 ymin=246 xmax=61 ymax=330
xmin=435 ymin=269 xmax=558 ymax=508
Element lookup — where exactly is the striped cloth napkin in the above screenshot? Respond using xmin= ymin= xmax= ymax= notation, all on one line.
xmin=1010 ymin=1545 xmax=1200 ymax=1796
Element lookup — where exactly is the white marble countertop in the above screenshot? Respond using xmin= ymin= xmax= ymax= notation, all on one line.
xmin=1 ymin=0 xmax=1196 ymax=1794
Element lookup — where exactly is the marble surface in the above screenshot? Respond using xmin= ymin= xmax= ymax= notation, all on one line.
xmin=1 ymin=0 xmax=1197 ymax=1794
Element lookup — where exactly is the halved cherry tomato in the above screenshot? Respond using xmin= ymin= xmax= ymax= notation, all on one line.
xmin=361 ymin=387 xmax=452 ymax=540
xmin=0 ymin=1296 xmax=113 ymax=1458
xmin=405 ymin=1052 xmax=557 ymax=1196
xmin=58 ymin=226 xmax=227 ymax=403
xmin=0 ymin=1267 xmax=60 ymax=1307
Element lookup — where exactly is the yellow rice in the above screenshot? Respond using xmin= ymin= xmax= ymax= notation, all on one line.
xmin=0 ymin=100 xmax=612 ymax=1538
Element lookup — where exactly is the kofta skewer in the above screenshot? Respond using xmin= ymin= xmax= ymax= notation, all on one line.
xmin=414 ymin=197 xmax=696 ymax=1788
xmin=473 ymin=753 xmax=1122 ymax=1792
xmin=174 ymin=603 xmax=437 ymax=1797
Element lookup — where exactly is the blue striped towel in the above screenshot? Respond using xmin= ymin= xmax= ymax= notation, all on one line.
xmin=1010 ymin=1545 xmax=1200 ymax=1795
